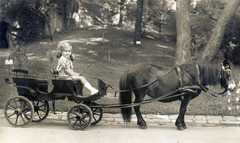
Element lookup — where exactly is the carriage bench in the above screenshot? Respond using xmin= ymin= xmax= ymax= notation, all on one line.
xmin=50 ymin=69 xmax=107 ymax=101
xmin=10 ymin=69 xmax=49 ymax=98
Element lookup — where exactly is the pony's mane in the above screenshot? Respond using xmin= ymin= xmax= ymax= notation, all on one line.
xmin=197 ymin=63 xmax=221 ymax=86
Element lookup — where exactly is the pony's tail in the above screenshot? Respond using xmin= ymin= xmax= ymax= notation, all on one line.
xmin=119 ymin=71 xmax=132 ymax=122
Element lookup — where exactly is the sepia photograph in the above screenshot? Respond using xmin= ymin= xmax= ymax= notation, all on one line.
xmin=0 ymin=0 xmax=240 ymax=143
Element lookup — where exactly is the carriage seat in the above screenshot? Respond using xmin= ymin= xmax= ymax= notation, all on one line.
xmin=50 ymin=69 xmax=84 ymax=96
xmin=11 ymin=69 xmax=49 ymax=95
xmin=50 ymin=69 xmax=107 ymax=97
xmin=12 ymin=68 xmax=48 ymax=83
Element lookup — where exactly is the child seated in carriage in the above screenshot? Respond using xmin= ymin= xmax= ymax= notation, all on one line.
xmin=56 ymin=42 xmax=99 ymax=95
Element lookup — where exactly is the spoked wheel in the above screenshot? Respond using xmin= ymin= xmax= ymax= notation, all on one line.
xmin=31 ymin=100 xmax=49 ymax=122
xmin=4 ymin=96 xmax=34 ymax=126
xmin=67 ymin=104 xmax=93 ymax=130
xmin=90 ymin=103 xmax=103 ymax=125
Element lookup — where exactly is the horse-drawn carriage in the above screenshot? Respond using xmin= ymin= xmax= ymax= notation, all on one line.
xmin=4 ymin=68 xmax=108 ymax=130
xmin=4 ymin=61 xmax=237 ymax=130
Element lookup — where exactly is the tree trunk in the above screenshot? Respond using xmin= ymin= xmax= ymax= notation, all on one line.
xmin=200 ymin=0 xmax=240 ymax=62
xmin=45 ymin=14 xmax=53 ymax=41
xmin=118 ymin=0 xmax=125 ymax=27
xmin=158 ymin=0 xmax=165 ymax=33
xmin=175 ymin=0 xmax=192 ymax=65
xmin=133 ymin=0 xmax=143 ymax=46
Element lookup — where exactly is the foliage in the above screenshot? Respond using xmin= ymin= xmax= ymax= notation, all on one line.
xmin=190 ymin=0 xmax=240 ymax=63
xmin=6 ymin=6 xmax=46 ymax=42
xmin=81 ymin=0 xmax=118 ymax=24
xmin=191 ymin=16 xmax=215 ymax=59
xmin=195 ymin=0 xmax=226 ymax=15
xmin=222 ymin=13 xmax=240 ymax=64
xmin=100 ymin=0 xmax=119 ymax=23
xmin=123 ymin=0 xmax=175 ymax=32
xmin=2 ymin=0 xmax=53 ymax=42
xmin=146 ymin=0 xmax=166 ymax=31
xmin=124 ymin=1 xmax=137 ymax=24
xmin=8 ymin=45 xmax=28 ymax=68
xmin=1 ymin=0 xmax=81 ymax=42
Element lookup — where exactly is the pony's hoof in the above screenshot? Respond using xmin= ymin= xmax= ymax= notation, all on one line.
xmin=177 ymin=126 xmax=184 ymax=130
xmin=137 ymin=121 xmax=147 ymax=129
xmin=140 ymin=125 xmax=147 ymax=129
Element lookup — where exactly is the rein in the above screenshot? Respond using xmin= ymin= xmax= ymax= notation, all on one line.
xmin=92 ymin=89 xmax=190 ymax=109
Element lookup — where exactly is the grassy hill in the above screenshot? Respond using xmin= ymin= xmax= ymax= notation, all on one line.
xmin=0 ymin=24 xmax=239 ymax=116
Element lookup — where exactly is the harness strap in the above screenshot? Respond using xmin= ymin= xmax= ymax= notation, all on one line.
xmin=176 ymin=64 xmax=185 ymax=100
xmin=196 ymin=64 xmax=201 ymax=85
xmin=176 ymin=64 xmax=183 ymax=87
xmin=114 ymin=78 xmax=159 ymax=97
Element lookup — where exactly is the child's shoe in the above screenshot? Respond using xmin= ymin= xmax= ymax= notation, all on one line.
xmin=91 ymin=88 xmax=99 ymax=95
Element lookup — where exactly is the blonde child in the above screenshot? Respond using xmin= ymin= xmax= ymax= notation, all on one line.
xmin=56 ymin=42 xmax=98 ymax=95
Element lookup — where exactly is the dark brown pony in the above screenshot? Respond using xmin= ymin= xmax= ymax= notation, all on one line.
xmin=119 ymin=62 xmax=235 ymax=130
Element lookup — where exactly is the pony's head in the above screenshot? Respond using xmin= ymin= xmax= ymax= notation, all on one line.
xmin=220 ymin=60 xmax=236 ymax=92
xmin=197 ymin=60 xmax=235 ymax=92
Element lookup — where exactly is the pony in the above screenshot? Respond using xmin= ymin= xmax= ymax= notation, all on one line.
xmin=119 ymin=61 xmax=236 ymax=130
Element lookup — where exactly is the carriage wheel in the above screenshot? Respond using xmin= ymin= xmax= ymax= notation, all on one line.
xmin=4 ymin=96 xmax=34 ymax=126
xmin=67 ymin=104 xmax=93 ymax=130
xmin=23 ymin=101 xmax=49 ymax=122
xmin=90 ymin=103 xmax=103 ymax=125
xmin=31 ymin=101 xmax=49 ymax=122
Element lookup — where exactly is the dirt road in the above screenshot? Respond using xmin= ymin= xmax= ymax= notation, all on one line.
xmin=0 ymin=117 xmax=239 ymax=143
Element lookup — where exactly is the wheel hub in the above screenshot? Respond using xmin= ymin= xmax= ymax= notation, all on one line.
xmin=15 ymin=108 xmax=22 ymax=115
xmin=76 ymin=114 xmax=83 ymax=120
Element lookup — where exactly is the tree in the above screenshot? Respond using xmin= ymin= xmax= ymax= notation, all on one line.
xmin=118 ymin=0 xmax=125 ymax=27
xmin=200 ymin=0 xmax=240 ymax=62
xmin=175 ymin=0 xmax=192 ymax=65
xmin=1 ymin=0 xmax=56 ymax=42
xmin=1 ymin=0 xmax=81 ymax=43
xmin=134 ymin=0 xmax=144 ymax=46
xmin=150 ymin=0 xmax=166 ymax=32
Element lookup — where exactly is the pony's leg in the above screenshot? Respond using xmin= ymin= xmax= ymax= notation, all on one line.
xmin=133 ymin=89 xmax=147 ymax=129
xmin=175 ymin=95 xmax=191 ymax=130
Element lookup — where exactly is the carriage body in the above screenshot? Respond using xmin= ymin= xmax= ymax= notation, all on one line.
xmin=4 ymin=68 xmax=107 ymax=130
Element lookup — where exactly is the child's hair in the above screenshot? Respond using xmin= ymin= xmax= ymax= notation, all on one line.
xmin=56 ymin=42 xmax=74 ymax=61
